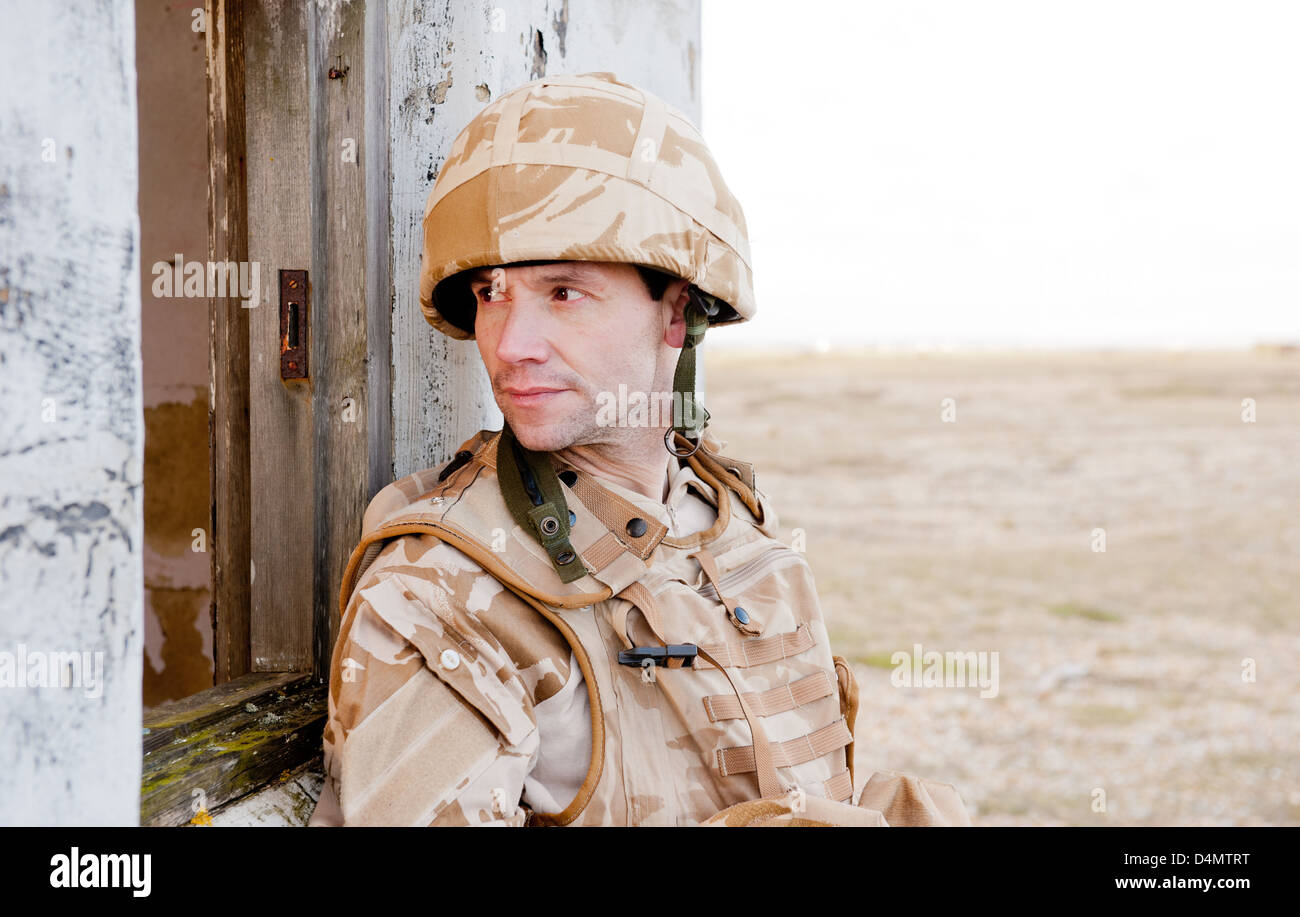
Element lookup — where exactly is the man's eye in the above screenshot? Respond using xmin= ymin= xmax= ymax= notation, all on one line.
xmin=554 ymin=287 xmax=587 ymax=302
xmin=475 ymin=287 xmax=505 ymax=303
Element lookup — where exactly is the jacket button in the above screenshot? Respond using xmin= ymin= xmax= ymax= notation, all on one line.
xmin=559 ymin=470 xmax=578 ymax=487
xmin=556 ymin=550 xmax=576 ymax=565
xmin=626 ymin=517 xmax=647 ymax=538
xmin=439 ymin=649 xmax=461 ymax=670
xmin=734 ymin=606 xmax=751 ymax=625
xmin=568 ymin=510 xmax=577 ymax=526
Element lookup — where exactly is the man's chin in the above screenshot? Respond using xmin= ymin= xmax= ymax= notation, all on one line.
xmin=503 ymin=413 xmax=584 ymax=453
xmin=509 ymin=427 xmax=566 ymax=453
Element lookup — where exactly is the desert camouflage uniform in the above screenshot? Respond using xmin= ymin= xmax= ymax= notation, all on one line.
xmin=308 ymin=73 xmax=971 ymax=827
xmin=310 ymin=428 xmax=871 ymax=826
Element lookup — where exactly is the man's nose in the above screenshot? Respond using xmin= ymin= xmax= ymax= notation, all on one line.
xmin=492 ymin=298 xmax=550 ymax=365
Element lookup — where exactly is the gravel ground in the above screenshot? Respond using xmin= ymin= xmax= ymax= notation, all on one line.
xmin=703 ymin=348 xmax=1300 ymax=826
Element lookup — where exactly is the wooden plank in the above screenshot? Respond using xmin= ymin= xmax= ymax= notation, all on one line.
xmin=363 ymin=0 xmax=393 ymax=507
xmin=140 ymin=673 xmax=326 ymax=826
xmin=244 ymin=0 xmax=315 ymax=671
xmin=142 ymin=671 xmax=305 ymax=756
xmin=206 ymin=0 xmax=252 ymax=683
xmin=309 ymin=0 xmax=374 ymax=680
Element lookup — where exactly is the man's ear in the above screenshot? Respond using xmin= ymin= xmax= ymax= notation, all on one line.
xmin=663 ymin=279 xmax=691 ymax=348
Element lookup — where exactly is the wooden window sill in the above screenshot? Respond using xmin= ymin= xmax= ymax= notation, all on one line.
xmin=141 ymin=672 xmax=326 ymax=826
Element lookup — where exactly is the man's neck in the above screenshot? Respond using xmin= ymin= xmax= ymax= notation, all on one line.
xmin=554 ymin=438 xmax=674 ymax=503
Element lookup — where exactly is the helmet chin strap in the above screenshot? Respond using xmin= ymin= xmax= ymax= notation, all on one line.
xmin=665 ymin=287 xmax=719 ymax=458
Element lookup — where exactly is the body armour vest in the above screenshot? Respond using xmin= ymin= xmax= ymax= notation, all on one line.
xmin=325 ymin=429 xmax=862 ymax=826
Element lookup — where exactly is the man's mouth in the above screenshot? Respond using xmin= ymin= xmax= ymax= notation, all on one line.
xmin=502 ymin=386 xmax=568 ymax=407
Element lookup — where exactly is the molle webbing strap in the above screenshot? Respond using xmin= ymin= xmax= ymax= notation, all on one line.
xmin=496 ymin=423 xmax=585 ymax=584
xmin=715 ymin=717 xmax=854 ymax=779
xmin=616 ymin=583 xmax=786 ymax=799
xmin=702 ymin=670 xmax=838 ymax=723
xmin=694 ymin=644 xmax=787 ymax=800
xmin=696 ymin=622 xmax=815 ymax=669
xmin=824 ymin=769 xmax=854 ymax=804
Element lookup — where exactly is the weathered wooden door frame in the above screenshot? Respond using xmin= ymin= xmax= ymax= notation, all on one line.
xmin=207 ymin=0 xmax=252 ymax=685
xmin=140 ymin=0 xmax=387 ymax=827
xmin=153 ymin=0 xmax=702 ymax=826
xmin=205 ymin=0 xmax=389 ymax=686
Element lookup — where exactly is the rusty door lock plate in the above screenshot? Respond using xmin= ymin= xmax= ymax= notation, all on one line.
xmin=280 ymin=269 xmax=308 ymax=380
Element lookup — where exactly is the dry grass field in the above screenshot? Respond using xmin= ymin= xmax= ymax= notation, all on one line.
xmin=703 ymin=348 xmax=1300 ymax=825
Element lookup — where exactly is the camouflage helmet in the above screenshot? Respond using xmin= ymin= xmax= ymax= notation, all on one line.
xmin=418 ymin=72 xmax=755 ymax=339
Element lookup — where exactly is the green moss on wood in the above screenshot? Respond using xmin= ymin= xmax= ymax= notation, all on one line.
xmin=141 ymin=675 xmax=326 ymax=825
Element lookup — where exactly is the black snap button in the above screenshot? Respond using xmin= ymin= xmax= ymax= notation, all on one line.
xmin=558 ymin=470 xmax=577 ymax=486
xmin=539 ymin=516 xmax=559 ymax=536
xmin=625 ymin=517 xmax=647 ymax=538
xmin=556 ymin=550 xmax=576 ymax=565
xmin=734 ymin=605 xmax=751 ymax=625
xmin=568 ymin=510 xmax=577 ymax=526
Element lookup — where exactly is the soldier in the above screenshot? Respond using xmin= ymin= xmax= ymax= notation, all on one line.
xmin=309 ymin=72 xmax=969 ymax=827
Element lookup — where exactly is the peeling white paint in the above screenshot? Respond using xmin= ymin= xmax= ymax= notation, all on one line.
xmin=0 ymin=0 xmax=144 ymax=826
xmin=311 ymin=0 xmax=355 ymax=40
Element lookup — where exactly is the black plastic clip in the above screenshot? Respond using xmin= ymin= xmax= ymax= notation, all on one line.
xmin=437 ymin=450 xmax=474 ymax=482
xmin=617 ymin=645 xmax=698 ymax=668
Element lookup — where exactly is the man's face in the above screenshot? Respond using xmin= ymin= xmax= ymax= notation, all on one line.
xmin=470 ymin=261 xmax=686 ymax=453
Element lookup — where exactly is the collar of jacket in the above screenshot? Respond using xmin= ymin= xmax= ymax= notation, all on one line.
xmin=338 ymin=429 xmax=775 ymax=621
xmin=585 ymin=454 xmax=722 ymax=539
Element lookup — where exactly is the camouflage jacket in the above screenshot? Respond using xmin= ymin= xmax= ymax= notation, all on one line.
xmin=308 ymin=429 xmax=966 ymax=826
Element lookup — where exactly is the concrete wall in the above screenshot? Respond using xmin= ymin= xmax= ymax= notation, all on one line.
xmin=0 ymin=0 xmax=144 ymax=826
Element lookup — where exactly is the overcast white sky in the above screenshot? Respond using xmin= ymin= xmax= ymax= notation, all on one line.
xmin=701 ymin=0 xmax=1300 ymax=349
